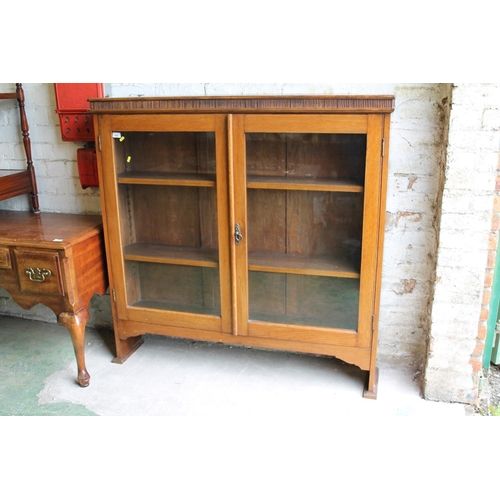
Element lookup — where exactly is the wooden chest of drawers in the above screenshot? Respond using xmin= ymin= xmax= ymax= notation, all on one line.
xmin=0 ymin=210 xmax=108 ymax=387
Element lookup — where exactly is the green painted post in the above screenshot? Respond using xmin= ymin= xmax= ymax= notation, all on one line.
xmin=492 ymin=325 xmax=500 ymax=364
xmin=484 ymin=239 xmax=500 ymax=368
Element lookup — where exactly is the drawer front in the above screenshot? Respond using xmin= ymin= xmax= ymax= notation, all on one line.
xmin=14 ymin=249 xmax=65 ymax=296
xmin=0 ymin=247 xmax=12 ymax=269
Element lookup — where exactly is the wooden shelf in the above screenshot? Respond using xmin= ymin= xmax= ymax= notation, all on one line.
xmin=124 ymin=245 xmax=358 ymax=277
xmin=117 ymin=173 xmax=362 ymax=192
xmin=123 ymin=243 xmax=218 ymax=268
xmin=248 ymin=251 xmax=360 ymax=278
xmin=247 ymin=175 xmax=363 ymax=192
xmin=118 ymin=172 xmax=216 ymax=187
xmin=249 ymin=312 xmax=358 ymax=331
xmin=131 ymin=299 xmax=220 ymax=317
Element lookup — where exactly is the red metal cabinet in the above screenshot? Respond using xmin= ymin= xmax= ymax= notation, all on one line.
xmin=54 ymin=83 xmax=103 ymax=142
xmin=54 ymin=84 xmax=103 ymax=188
xmin=77 ymin=147 xmax=99 ymax=189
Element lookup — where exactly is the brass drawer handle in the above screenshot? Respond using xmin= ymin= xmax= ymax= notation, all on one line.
xmin=25 ymin=267 xmax=52 ymax=283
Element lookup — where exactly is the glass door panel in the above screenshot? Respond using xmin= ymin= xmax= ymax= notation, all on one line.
xmin=113 ymin=130 xmax=221 ymax=318
xmin=246 ymin=132 xmax=366 ymax=332
xmin=125 ymin=262 xmax=221 ymax=316
xmin=246 ymin=133 xmax=366 ymax=185
xmin=249 ymin=272 xmax=360 ymax=330
xmin=115 ymin=131 xmax=216 ymax=176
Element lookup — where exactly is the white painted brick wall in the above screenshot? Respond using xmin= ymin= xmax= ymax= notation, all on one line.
xmin=424 ymin=83 xmax=500 ymax=404
xmin=2 ymin=82 xmax=496 ymax=404
xmin=0 ymin=83 xmax=101 ymax=215
xmin=379 ymin=84 xmax=451 ymax=368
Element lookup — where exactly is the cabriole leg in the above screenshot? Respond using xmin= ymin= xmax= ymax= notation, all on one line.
xmin=58 ymin=308 xmax=90 ymax=387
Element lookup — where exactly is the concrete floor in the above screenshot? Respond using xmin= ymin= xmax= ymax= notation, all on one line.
xmin=0 ymin=315 xmax=470 ymax=416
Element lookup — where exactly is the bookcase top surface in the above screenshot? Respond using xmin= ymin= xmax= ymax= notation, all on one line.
xmin=89 ymin=95 xmax=395 ymax=114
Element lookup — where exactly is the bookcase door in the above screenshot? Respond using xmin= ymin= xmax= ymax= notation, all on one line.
xmin=231 ymin=114 xmax=383 ymax=348
xmin=98 ymin=114 xmax=232 ymax=334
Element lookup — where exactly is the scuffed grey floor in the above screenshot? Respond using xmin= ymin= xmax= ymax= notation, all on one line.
xmin=23 ymin=319 xmax=468 ymax=417
xmin=0 ymin=315 xmax=469 ymax=416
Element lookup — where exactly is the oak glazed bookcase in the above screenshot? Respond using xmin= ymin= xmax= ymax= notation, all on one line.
xmin=90 ymin=95 xmax=394 ymax=398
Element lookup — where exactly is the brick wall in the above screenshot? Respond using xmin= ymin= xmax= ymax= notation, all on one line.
xmin=0 ymin=83 xmax=102 ymax=214
xmin=424 ymin=83 xmax=500 ymax=404
xmin=379 ymin=84 xmax=451 ymax=371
